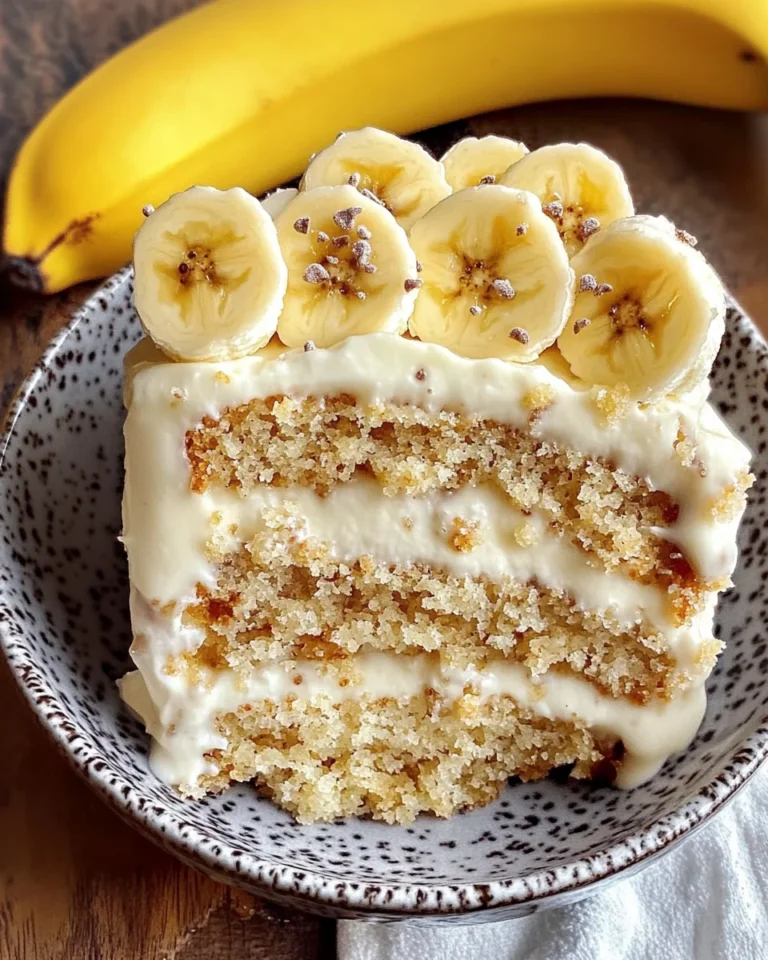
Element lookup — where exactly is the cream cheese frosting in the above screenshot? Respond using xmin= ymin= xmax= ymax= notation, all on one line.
xmin=127 ymin=477 xmax=675 ymax=626
xmin=120 ymin=646 xmax=706 ymax=792
xmin=125 ymin=477 xmax=715 ymax=665
xmin=121 ymin=331 xmax=750 ymax=797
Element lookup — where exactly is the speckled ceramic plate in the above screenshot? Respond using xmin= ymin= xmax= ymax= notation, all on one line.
xmin=1 ymin=267 xmax=767 ymax=921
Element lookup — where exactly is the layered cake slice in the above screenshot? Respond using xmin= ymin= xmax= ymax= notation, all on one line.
xmin=120 ymin=129 xmax=752 ymax=823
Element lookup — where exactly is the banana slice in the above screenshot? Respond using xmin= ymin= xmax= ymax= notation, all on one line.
xmin=538 ymin=345 xmax=588 ymax=390
xmin=500 ymin=143 xmax=634 ymax=258
xmin=441 ymin=135 xmax=528 ymax=191
xmin=275 ymin=184 xmax=419 ymax=348
xmin=557 ymin=215 xmax=725 ymax=401
xmin=408 ymin=185 xmax=574 ymax=361
xmin=261 ymin=187 xmax=298 ymax=219
xmin=133 ymin=186 xmax=287 ymax=362
xmin=301 ymin=127 xmax=451 ymax=231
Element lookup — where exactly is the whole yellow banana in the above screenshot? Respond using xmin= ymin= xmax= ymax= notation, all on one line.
xmin=4 ymin=0 xmax=768 ymax=293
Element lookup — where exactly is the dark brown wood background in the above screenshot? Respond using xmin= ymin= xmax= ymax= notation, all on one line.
xmin=1 ymin=2 xmax=767 ymax=958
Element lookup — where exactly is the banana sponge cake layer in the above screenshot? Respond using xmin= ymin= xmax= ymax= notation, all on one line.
xmin=120 ymin=333 xmax=751 ymax=822
xmin=199 ymin=693 xmax=617 ymax=825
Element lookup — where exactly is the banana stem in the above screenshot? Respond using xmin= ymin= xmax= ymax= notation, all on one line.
xmin=2 ymin=256 xmax=45 ymax=292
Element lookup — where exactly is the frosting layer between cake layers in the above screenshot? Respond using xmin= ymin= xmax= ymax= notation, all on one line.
xmin=120 ymin=333 xmax=751 ymax=796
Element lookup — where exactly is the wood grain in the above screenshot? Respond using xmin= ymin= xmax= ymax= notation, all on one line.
xmin=1 ymin=2 xmax=768 ymax=958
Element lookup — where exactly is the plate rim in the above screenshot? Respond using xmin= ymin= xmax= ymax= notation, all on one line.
xmin=1 ymin=266 xmax=767 ymax=918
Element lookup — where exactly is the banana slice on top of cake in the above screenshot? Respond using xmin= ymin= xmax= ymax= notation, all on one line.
xmin=121 ymin=130 xmax=752 ymax=825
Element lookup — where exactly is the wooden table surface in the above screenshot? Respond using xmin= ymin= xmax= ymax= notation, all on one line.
xmin=1 ymin=3 xmax=767 ymax=959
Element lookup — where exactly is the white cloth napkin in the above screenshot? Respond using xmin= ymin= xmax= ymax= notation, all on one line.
xmin=338 ymin=763 xmax=768 ymax=960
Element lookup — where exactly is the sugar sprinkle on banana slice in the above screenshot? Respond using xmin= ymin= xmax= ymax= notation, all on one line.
xmin=133 ymin=186 xmax=287 ymax=362
xmin=557 ymin=215 xmax=725 ymax=401
xmin=275 ymin=184 xmax=419 ymax=348
xmin=441 ymin=135 xmax=528 ymax=191
xmin=501 ymin=142 xmax=634 ymax=258
xmin=301 ymin=127 xmax=451 ymax=231
xmin=408 ymin=185 xmax=574 ymax=361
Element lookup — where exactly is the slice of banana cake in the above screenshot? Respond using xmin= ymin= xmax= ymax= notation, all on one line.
xmin=120 ymin=128 xmax=752 ymax=824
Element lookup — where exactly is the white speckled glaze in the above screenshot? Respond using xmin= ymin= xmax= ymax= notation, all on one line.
xmin=0 ymin=266 xmax=766 ymax=921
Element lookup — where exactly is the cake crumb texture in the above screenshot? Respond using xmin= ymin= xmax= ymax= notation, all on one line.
xmin=193 ymin=693 xmax=614 ymax=824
